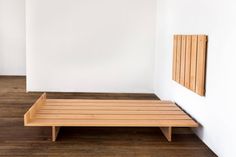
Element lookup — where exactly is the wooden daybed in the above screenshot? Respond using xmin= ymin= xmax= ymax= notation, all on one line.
xmin=24 ymin=93 xmax=198 ymax=142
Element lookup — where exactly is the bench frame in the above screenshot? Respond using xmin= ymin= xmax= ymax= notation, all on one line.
xmin=24 ymin=93 xmax=198 ymax=142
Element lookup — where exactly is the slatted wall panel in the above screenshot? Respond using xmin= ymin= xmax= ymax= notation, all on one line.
xmin=172 ymin=35 xmax=208 ymax=96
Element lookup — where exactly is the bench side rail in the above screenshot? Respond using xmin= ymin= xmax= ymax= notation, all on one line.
xmin=24 ymin=93 xmax=46 ymax=125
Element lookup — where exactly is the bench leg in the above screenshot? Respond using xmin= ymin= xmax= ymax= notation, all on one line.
xmin=52 ymin=126 xmax=60 ymax=142
xmin=160 ymin=127 xmax=172 ymax=142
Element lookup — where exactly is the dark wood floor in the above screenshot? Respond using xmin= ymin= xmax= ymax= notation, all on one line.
xmin=0 ymin=76 xmax=217 ymax=157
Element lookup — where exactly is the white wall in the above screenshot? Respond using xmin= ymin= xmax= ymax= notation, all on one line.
xmin=26 ymin=0 xmax=156 ymax=93
xmin=155 ymin=0 xmax=236 ymax=156
xmin=0 ymin=0 xmax=26 ymax=75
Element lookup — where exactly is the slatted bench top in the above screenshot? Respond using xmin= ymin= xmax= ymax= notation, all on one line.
xmin=24 ymin=93 xmax=198 ymax=127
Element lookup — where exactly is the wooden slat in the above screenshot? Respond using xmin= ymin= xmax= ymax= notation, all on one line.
xmin=180 ymin=35 xmax=186 ymax=85
xmin=27 ymin=119 xmax=198 ymax=127
xmin=185 ymin=36 xmax=192 ymax=88
xmin=196 ymin=35 xmax=207 ymax=96
xmin=190 ymin=35 xmax=198 ymax=91
xmin=41 ymin=106 xmax=180 ymax=111
xmin=35 ymin=114 xmax=191 ymax=120
xmin=175 ymin=35 xmax=182 ymax=83
xmin=46 ymin=103 xmax=176 ymax=107
xmin=37 ymin=110 xmax=185 ymax=115
xmin=172 ymin=35 xmax=178 ymax=80
xmin=46 ymin=99 xmax=172 ymax=104
xmin=46 ymin=102 xmax=175 ymax=107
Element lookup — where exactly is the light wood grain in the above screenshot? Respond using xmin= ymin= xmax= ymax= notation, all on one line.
xmin=160 ymin=127 xmax=172 ymax=142
xmin=52 ymin=126 xmax=60 ymax=142
xmin=46 ymin=99 xmax=172 ymax=104
xmin=46 ymin=102 xmax=176 ymax=107
xmin=176 ymin=35 xmax=182 ymax=83
xmin=180 ymin=35 xmax=186 ymax=85
xmin=24 ymin=94 xmax=199 ymax=141
xmin=37 ymin=109 xmax=185 ymax=115
xmin=41 ymin=106 xmax=180 ymax=111
xmin=24 ymin=94 xmax=198 ymax=127
xmin=172 ymin=35 xmax=207 ymax=96
xmin=172 ymin=35 xmax=178 ymax=80
xmin=26 ymin=119 xmax=198 ymax=127
xmin=190 ymin=35 xmax=198 ymax=91
xmin=35 ymin=114 xmax=191 ymax=120
xmin=196 ymin=35 xmax=207 ymax=96
xmin=185 ymin=36 xmax=192 ymax=88
xmin=24 ymin=93 xmax=46 ymax=125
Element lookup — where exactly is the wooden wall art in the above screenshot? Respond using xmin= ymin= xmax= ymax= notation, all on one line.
xmin=172 ymin=35 xmax=208 ymax=96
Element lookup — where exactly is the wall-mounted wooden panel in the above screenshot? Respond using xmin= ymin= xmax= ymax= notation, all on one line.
xmin=172 ymin=35 xmax=208 ymax=96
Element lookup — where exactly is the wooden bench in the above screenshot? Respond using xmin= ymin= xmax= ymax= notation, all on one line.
xmin=24 ymin=93 xmax=198 ymax=142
